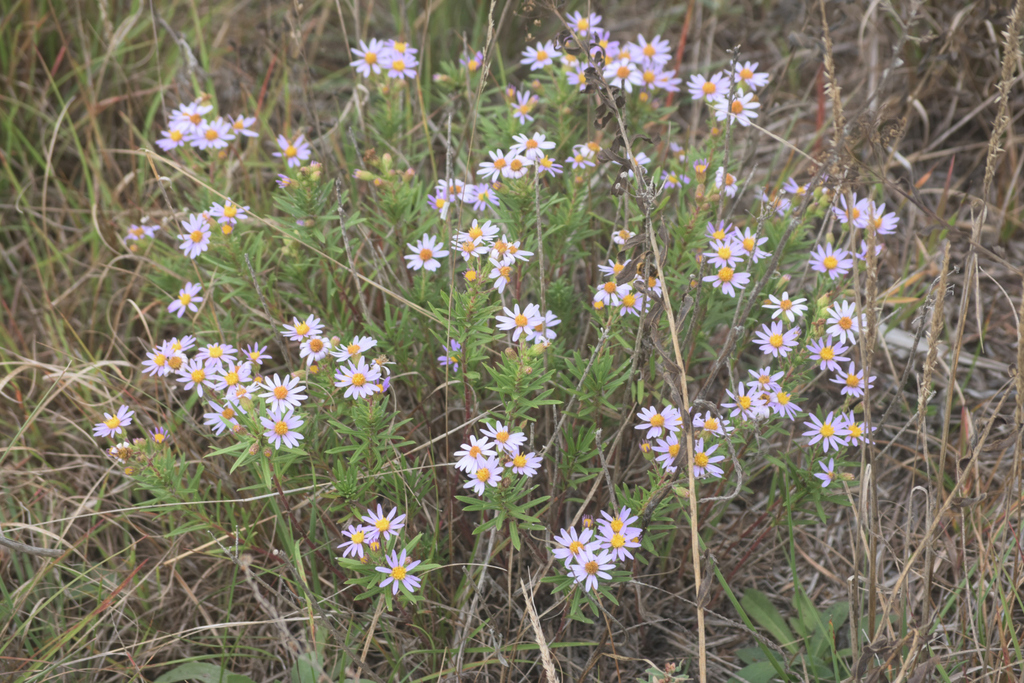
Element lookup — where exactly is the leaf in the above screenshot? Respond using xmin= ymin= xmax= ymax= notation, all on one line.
xmin=155 ymin=662 xmax=257 ymax=683
xmin=740 ymin=589 xmax=799 ymax=654
xmin=290 ymin=652 xmax=322 ymax=683
xmin=729 ymin=661 xmax=779 ymax=683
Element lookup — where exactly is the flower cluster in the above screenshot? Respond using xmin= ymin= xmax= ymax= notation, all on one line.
xmin=552 ymin=506 xmax=641 ymax=592
xmin=455 ymin=421 xmax=541 ymax=495
xmin=338 ymin=504 xmax=423 ymax=596
xmin=351 ymin=39 xmax=419 ymax=80
xmin=156 ymin=98 xmax=259 ymax=152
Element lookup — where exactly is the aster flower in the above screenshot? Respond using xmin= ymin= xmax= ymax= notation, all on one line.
xmin=732 ymin=227 xmax=771 ymax=262
xmin=521 ymin=41 xmax=560 ymax=70
xmin=571 ymin=548 xmax=616 ymax=592
xmin=604 ymin=58 xmax=643 ymax=92
xmin=380 ymin=51 xmax=419 ymax=79
xmin=376 ymin=548 xmax=422 ymax=595
xmin=838 ymin=414 xmax=874 ymax=446
xmin=93 ymin=405 xmax=134 ymax=438
xmin=229 ymin=114 xmax=259 ymax=138
xmin=203 ymin=400 xmax=240 ymax=436
xmin=362 ymin=504 xmax=407 ymax=542
xmin=807 ymin=336 xmax=851 ymax=372
xmin=169 ymin=99 xmax=212 ymax=133
xmin=299 ymin=336 xmax=332 ymax=366
xmin=597 ymin=507 xmax=641 ymax=540
xmin=282 ymin=314 xmax=323 ymax=342
xmin=714 ymin=167 xmax=738 ymax=197
xmin=243 ymin=343 xmax=272 ymax=366
xmin=687 ymin=72 xmax=728 ymax=102
xmin=482 ymin=420 xmax=527 ymax=454
xmin=525 ymin=310 xmax=561 ymax=345
xmin=156 ymin=128 xmax=187 ymax=151
xmin=618 ymin=290 xmax=645 ymax=316
xmin=705 ymin=238 xmax=742 ymax=269
xmin=405 ymin=234 xmax=449 ymax=271
xmin=566 ymin=10 xmax=600 ymax=36
xmin=177 ymin=214 xmax=211 ymax=260
xmin=638 ymin=64 xmax=682 ymax=92
xmin=458 ymin=218 xmax=499 ymax=246
xmin=454 ymin=435 xmax=497 ymax=473
xmin=567 ymin=66 xmax=589 ymax=91
xmin=272 ymin=133 xmax=312 ymax=168
xmin=713 ymin=92 xmax=760 ymax=127
xmin=124 ymin=223 xmax=158 ymax=242
xmin=496 ymin=303 xmax=544 ymax=342
xmin=552 ymin=526 xmax=598 ymax=568
xmin=635 ymin=34 xmax=671 ymax=66
xmin=753 ymin=321 xmax=801 ymax=358
xmin=486 ymin=259 xmax=513 ymax=293
xmin=769 ymin=390 xmax=801 ymax=419
xmin=464 ymin=454 xmax=503 ymax=495
xmin=661 ymin=169 xmax=689 ymax=188
xmin=477 ymin=148 xmax=510 ymax=182
xmin=196 ymin=342 xmax=237 ymax=370
xmin=500 ymin=152 xmax=533 ymax=179
xmin=692 ymin=411 xmax=732 ymax=436
xmin=211 ymin=362 xmax=252 ymax=393
xmin=802 ymin=412 xmax=848 ymax=452
xmin=594 ymin=280 xmax=631 ymax=307
xmin=510 ymin=132 xmax=556 ymax=161
xmin=176 ymin=358 xmax=215 ymax=397
xmin=722 ymin=382 xmax=768 ymax=421
xmin=692 ymin=438 xmax=725 ymax=479
xmin=334 ymin=359 xmax=382 ymax=399
xmin=748 ymin=367 xmax=784 ymax=394
xmin=808 ymin=243 xmax=853 ymax=280
xmin=463 ymin=183 xmax=499 ymax=211
xmin=733 ymin=61 xmax=770 ymax=90
xmin=351 ymin=38 xmax=386 ymax=76
xmin=597 ymin=524 xmax=641 ymax=562
xmin=597 ymin=259 xmax=630 ymax=278
xmin=705 ymin=220 xmax=729 ymax=241
xmin=209 ymin=199 xmax=249 ymax=226
xmin=141 ymin=344 xmax=173 ymax=377
xmin=652 ymin=433 xmax=681 ymax=473
xmin=508 ymin=449 xmax=542 ymax=477
xmin=826 ymin=301 xmax=865 ymax=345
xmin=437 ymin=339 xmax=461 ymax=373
xmin=763 ymin=291 xmax=808 ymax=322
xmin=611 ymin=228 xmax=635 ymax=245
xmin=150 ymin=426 xmax=169 ymax=444
xmin=167 ymin=282 xmax=202 ymax=318
xmin=865 ymin=201 xmax=899 ymax=235
xmin=702 ymin=266 xmax=750 ymax=297
xmin=460 ymin=49 xmax=484 ymax=72
xmin=168 ymin=335 xmax=196 ymax=354
xmin=832 ymin=193 xmax=871 ymax=229
xmin=385 ymin=40 xmax=418 ymax=57
xmin=190 ymin=117 xmax=235 ymax=150
xmin=337 ymin=524 xmax=368 ymax=558
xmin=455 ymin=236 xmax=488 ymax=261
xmin=831 ymin=361 xmax=876 ymax=398
xmin=510 ymin=89 xmax=537 ymax=125
xmin=491 ymin=235 xmax=533 ymax=266
xmin=566 ymin=148 xmax=596 ymax=170
xmin=814 ymin=458 xmax=836 ymax=487
xmin=259 ymin=373 xmax=307 ymax=412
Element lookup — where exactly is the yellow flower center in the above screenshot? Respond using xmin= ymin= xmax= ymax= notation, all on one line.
xmin=623 ymin=293 xmax=636 ymax=307
xmin=611 ymin=533 xmax=625 ymax=548
xmin=604 ymin=282 xmax=617 ymax=293
xmin=668 ymin=443 xmax=680 ymax=457
xmin=587 ymin=141 xmax=600 ymax=152
xmin=616 ymin=65 xmax=630 ymax=79
xmin=467 ymin=59 xmax=478 ymax=71
xmin=611 ymin=518 xmax=623 ymax=533
xmin=191 ymin=369 xmax=205 ymax=382
xmin=510 ymin=159 xmax=524 ymax=171
xmin=643 ymin=70 xmax=655 ymax=84
xmin=585 ymin=560 xmax=599 ymax=575
xmin=851 ymin=207 xmax=861 ymax=219
xmin=104 ymin=416 xmax=121 ymax=429
xmin=823 ymin=255 xmax=839 ymax=270
xmin=249 ymin=351 xmax=261 ymax=362
xmin=704 ymin=418 xmax=718 ymax=431
xmin=309 ymin=339 xmax=324 ymax=353
xmin=179 ymin=293 xmax=191 ymax=306
xmin=739 ymin=396 xmax=752 ymax=410
xmin=393 ymin=59 xmax=406 ymax=71
xmin=493 ymin=157 xmax=506 ymax=169
xmin=223 ymin=204 xmax=237 ymax=218
xmin=469 ymin=446 xmax=482 ymax=458
xmin=476 ymin=468 xmax=490 ymax=482
xmin=536 ymin=50 xmax=548 ymax=62
xmin=740 ymin=67 xmax=754 ymax=79
xmin=577 ymin=18 xmax=589 ymax=30
xmin=224 ymin=372 xmax=239 ymax=385
xmin=702 ymin=81 xmax=716 ymax=94
xmin=222 ymin=407 xmax=235 ymax=420
xmin=204 ymin=128 xmax=218 ymax=140
xmin=848 ymin=423 xmax=863 ymax=438
xmin=846 ymin=373 xmax=860 ymax=387
xmin=569 ymin=540 xmax=584 ymax=555
xmin=376 ymin=518 xmax=390 ymax=532
xmin=513 ymin=454 xmax=526 ymax=468
xmin=153 ymin=353 xmax=167 ymax=366
xmin=839 ymin=316 xmax=853 ymax=330
xmin=168 ymin=356 xmax=183 ymax=370
xmin=776 ymin=392 xmax=790 ymax=405
xmin=393 ymin=42 xmax=406 ymax=53
xmin=820 ymin=346 xmax=835 ymax=360
xmin=515 ymin=314 xmax=528 ymax=327
xmin=465 ymin=270 xmax=477 ymax=281
xmin=390 ymin=565 xmax=407 ymax=580
xmin=285 ymin=145 xmax=297 ymax=157
xmin=695 ymin=451 xmax=709 ymax=467
xmin=189 ymin=113 xmax=202 ymax=124
xmin=780 ymin=298 xmax=792 ymax=310
xmin=718 ymin=267 xmax=734 ymax=283
xmin=208 ymin=346 xmax=223 ymax=358
xmin=170 ymin=129 xmax=183 ymax=141
xmin=295 ymin=322 xmax=310 ymax=335
xmin=190 ymin=230 xmax=204 ymax=243
xmin=731 ymin=100 xmax=744 ymax=114
xmin=718 ymin=246 xmax=732 ymax=260
xmin=769 ymin=333 xmax=784 ymax=348
xmin=820 ymin=423 xmax=835 ymax=438
xmin=351 ymin=530 xmax=365 ymax=544
xmin=154 ymin=433 xmax=166 ymax=443
xmin=650 ymin=414 xmax=665 ymax=427
xmin=351 ymin=373 xmax=366 ymax=387
xmin=273 ymin=386 xmax=288 ymax=399
xmin=526 ymin=139 xmax=538 ymax=149
xmin=644 ymin=44 xmax=656 ymax=57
